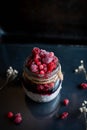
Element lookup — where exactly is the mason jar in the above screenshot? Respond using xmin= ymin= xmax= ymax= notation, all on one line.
xmin=22 ymin=59 xmax=63 ymax=103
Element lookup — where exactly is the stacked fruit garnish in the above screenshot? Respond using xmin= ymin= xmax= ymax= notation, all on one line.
xmin=26 ymin=47 xmax=58 ymax=75
xmin=23 ymin=47 xmax=60 ymax=94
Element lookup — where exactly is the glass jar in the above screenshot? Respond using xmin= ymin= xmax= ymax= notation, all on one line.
xmin=22 ymin=60 xmax=63 ymax=103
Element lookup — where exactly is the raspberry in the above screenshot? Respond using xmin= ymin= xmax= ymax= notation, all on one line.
xmin=7 ymin=112 xmax=14 ymax=119
xmin=49 ymin=52 xmax=54 ymax=57
xmin=43 ymin=66 xmax=47 ymax=73
xmin=47 ymin=62 xmax=56 ymax=72
xmin=63 ymin=99 xmax=69 ymax=105
xmin=53 ymin=56 xmax=58 ymax=64
xmin=60 ymin=112 xmax=69 ymax=119
xmin=14 ymin=116 xmax=22 ymax=124
xmin=34 ymin=58 xmax=39 ymax=64
xmin=36 ymin=61 xmax=41 ymax=65
xmin=32 ymin=47 xmax=40 ymax=55
xmin=40 ymin=70 xmax=45 ymax=75
xmin=43 ymin=64 xmax=47 ymax=67
xmin=42 ymin=53 xmax=53 ymax=64
xmin=14 ymin=113 xmax=22 ymax=124
xmin=15 ymin=113 xmax=21 ymax=117
xmin=35 ymin=54 xmax=40 ymax=59
xmin=39 ymin=64 xmax=44 ymax=70
xmin=80 ymin=83 xmax=87 ymax=89
xmin=30 ymin=64 xmax=38 ymax=72
xmin=40 ymin=49 xmax=47 ymax=58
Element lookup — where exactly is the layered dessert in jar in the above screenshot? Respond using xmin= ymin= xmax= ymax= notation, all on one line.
xmin=22 ymin=47 xmax=63 ymax=102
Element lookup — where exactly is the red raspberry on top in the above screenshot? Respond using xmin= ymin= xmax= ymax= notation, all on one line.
xmin=53 ymin=56 xmax=58 ymax=64
xmin=47 ymin=62 xmax=56 ymax=72
xmin=49 ymin=52 xmax=54 ymax=57
xmin=40 ymin=49 xmax=47 ymax=58
xmin=30 ymin=64 xmax=38 ymax=72
xmin=32 ymin=47 xmax=40 ymax=55
xmin=42 ymin=56 xmax=53 ymax=64
xmin=39 ymin=64 xmax=44 ymax=70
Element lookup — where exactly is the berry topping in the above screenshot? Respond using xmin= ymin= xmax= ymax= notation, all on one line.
xmin=26 ymin=47 xmax=59 ymax=74
xmin=60 ymin=112 xmax=69 ymax=119
xmin=63 ymin=99 xmax=69 ymax=106
xmin=47 ymin=62 xmax=56 ymax=72
xmin=49 ymin=52 xmax=54 ymax=57
xmin=7 ymin=112 xmax=14 ymax=119
xmin=42 ymin=55 xmax=53 ymax=64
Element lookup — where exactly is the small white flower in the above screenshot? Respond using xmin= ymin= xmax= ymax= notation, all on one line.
xmin=79 ymin=107 xmax=83 ymax=113
xmin=9 ymin=66 xmax=13 ymax=70
xmin=83 ymin=106 xmax=87 ymax=112
xmin=0 ymin=66 xmax=19 ymax=91
xmin=14 ymin=70 xmax=18 ymax=74
xmin=82 ymin=103 xmax=85 ymax=106
xmin=80 ymin=60 xmax=84 ymax=64
xmin=78 ymin=65 xmax=84 ymax=70
xmin=84 ymin=100 xmax=87 ymax=104
xmin=75 ymin=69 xmax=78 ymax=73
xmin=85 ymin=108 xmax=87 ymax=112
xmin=7 ymin=70 xmax=13 ymax=75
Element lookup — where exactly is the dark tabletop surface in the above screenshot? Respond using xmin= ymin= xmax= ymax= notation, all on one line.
xmin=0 ymin=43 xmax=87 ymax=130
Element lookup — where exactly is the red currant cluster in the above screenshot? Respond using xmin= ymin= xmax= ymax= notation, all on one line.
xmin=26 ymin=47 xmax=58 ymax=74
xmin=7 ymin=112 xmax=22 ymax=124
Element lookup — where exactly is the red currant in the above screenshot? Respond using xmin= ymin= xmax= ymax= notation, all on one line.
xmin=14 ymin=113 xmax=22 ymax=124
xmin=60 ymin=112 xmax=69 ymax=119
xmin=7 ymin=111 xmax=14 ymax=119
xmin=63 ymin=99 xmax=69 ymax=105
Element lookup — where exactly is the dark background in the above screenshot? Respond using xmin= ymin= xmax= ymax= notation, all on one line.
xmin=0 ymin=0 xmax=87 ymax=44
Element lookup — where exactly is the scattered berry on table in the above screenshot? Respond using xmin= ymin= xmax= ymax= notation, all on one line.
xmin=7 ymin=111 xmax=14 ymax=119
xmin=14 ymin=113 xmax=22 ymax=124
xmin=63 ymin=99 xmax=69 ymax=106
xmin=60 ymin=112 xmax=69 ymax=119
xmin=7 ymin=112 xmax=22 ymax=124
xmin=80 ymin=83 xmax=87 ymax=89
xmin=14 ymin=116 xmax=22 ymax=124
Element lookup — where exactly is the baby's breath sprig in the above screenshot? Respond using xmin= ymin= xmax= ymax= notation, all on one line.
xmin=75 ymin=60 xmax=87 ymax=80
xmin=0 ymin=66 xmax=18 ymax=90
xmin=79 ymin=100 xmax=87 ymax=130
